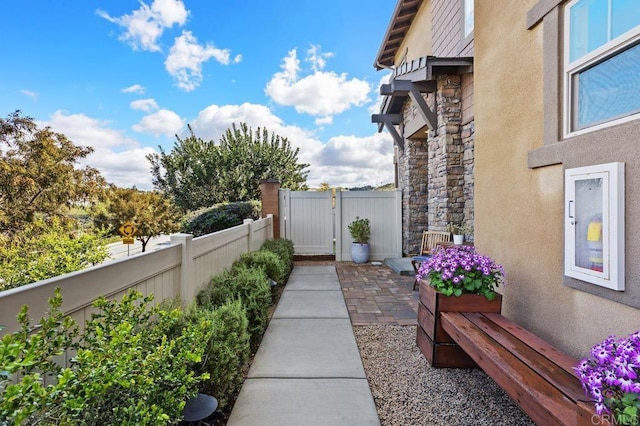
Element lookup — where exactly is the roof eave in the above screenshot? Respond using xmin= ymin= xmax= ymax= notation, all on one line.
xmin=373 ymin=0 xmax=423 ymax=70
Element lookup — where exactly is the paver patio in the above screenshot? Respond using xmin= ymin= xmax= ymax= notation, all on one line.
xmin=336 ymin=262 xmax=419 ymax=326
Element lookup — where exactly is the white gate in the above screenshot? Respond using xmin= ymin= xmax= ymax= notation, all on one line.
xmin=279 ymin=190 xmax=334 ymax=254
xmin=279 ymin=189 xmax=402 ymax=261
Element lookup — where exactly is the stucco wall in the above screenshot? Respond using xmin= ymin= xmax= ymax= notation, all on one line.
xmin=396 ymin=0 xmax=432 ymax=64
xmin=474 ymin=0 xmax=640 ymax=358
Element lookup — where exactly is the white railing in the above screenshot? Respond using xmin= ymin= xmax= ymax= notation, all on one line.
xmin=0 ymin=215 xmax=274 ymax=337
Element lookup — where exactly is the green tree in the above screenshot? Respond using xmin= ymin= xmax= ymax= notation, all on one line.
xmin=317 ymin=182 xmax=331 ymax=191
xmin=147 ymin=123 xmax=309 ymax=211
xmin=216 ymin=123 xmax=309 ymax=202
xmin=0 ymin=110 xmax=106 ymax=235
xmin=0 ymin=219 xmax=108 ymax=291
xmin=147 ymin=127 xmax=221 ymax=212
xmin=93 ymin=187 xmax=180 ymax=252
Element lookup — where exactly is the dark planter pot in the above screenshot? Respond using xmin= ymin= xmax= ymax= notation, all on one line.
xmin=351 ymin=242 xmax=370 ymax=264
xmin=416 ymin=279 xmax=502 ymax=368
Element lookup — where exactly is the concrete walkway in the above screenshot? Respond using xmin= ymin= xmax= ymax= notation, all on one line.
xmin=227 ymin=265 xmax=380 ymax=426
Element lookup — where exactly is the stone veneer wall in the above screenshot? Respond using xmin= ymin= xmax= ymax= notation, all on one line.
xmin=461 ymin=119 xmax=475 ymax=239
xmin=397 ymin=74 xmax=475 ymax=254
xmin=398 ymin=136 xmax=429 ymax=255
xmin=427 ymin=75 xmax=473 ymax=231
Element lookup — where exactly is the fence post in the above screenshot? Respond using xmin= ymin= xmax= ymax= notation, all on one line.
xmin=335 ymin=190 xmax=343 ymax=261
xmin=279 ymin=189 xmax=291 ymax=240
xmin=266 ymin=214 xmax=274 ymax=239
xmin=244 ymin=219 xmax=254 ymax=252
xmin=259 ymin=179 xmax=281 ymax=238
xmin=394 ymin=189 xmax=403 ymax=257
xmin=170 ymin=233 xmax=194 ymax=305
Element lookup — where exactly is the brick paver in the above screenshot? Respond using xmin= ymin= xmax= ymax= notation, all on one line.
xmin=335 ymin=262 xmax=418 ymax=326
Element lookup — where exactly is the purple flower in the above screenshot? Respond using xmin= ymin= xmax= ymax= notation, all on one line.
xmin=415 ymin=245 xmax=505 ymax=300
xmin=577 ymin=331 xmax=640 ymax=421
xmin=604 ymin=370 xmax=621 ymax=386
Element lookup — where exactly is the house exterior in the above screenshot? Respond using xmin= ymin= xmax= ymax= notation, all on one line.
xmin=375 ymin=0 xmax=640 ymax=358
xmin=373 ymin=0 xmax=475 ymax=256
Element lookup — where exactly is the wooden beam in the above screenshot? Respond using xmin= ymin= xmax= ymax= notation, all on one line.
xmin=383 ymin=80 xmax=437 ymax=132
xmin=371 ymin=114 xmax=404 ymax=151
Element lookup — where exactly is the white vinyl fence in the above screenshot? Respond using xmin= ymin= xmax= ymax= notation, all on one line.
xmin=280 ymin=189 xmax=402 ymax=261
xmin=336 ymin=190 xmax=402 ymax=261
xmin=0 ymin=216 xmax=273 ymax=339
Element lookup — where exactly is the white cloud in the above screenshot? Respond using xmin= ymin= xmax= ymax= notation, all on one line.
xmin=133 ymin=109 xmax=185 ymax=136
xmin=97 ymin=0 xmax=188 ymax=52
xmin=40 ymin=111 xmax=156 ymax=189
xmin=20 ymin=90 xmax=38 ymax=101
xmin=130 ymin=98 xmax=159 ymax=112
xmin=314 ymin=116 xmax=333 ymax=126
xmin=368 ymin=72 xmax=393 ymax=115
xmin=84 ymin=146 xmax=158 ymax=189
xmin=233 ymin=54 xmax=243 ymax=64
xmin=189 ymin=103 xmax=321 ymax=158
xmin=302 ymin=131 xmax=395 ymax=188
xmin=188 ymin=102 xmax=395 ymax=188
xmin=265 ymin=46 xmax=371 ymax=119
xmin=41 ymin=111 xmax=136 ymax=149
xmin=38 ymin=104 xmax=395 ymax=191
xmin=165 ymin=31 xmax=233 ymax=91
xmin=122 ymin=84 xmax=146 ymax=94
xmin=306 ymin=44 xmax=333 ymax=72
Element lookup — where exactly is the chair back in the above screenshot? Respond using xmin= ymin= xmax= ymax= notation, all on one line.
xmin=419 ymin=231 xmax=451 ymax=256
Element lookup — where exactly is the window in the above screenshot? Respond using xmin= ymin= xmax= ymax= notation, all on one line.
xmin=463 ymin=0 xmax=474 ymax=38
xmin=565 ymin=0 xmax=640 ymax=135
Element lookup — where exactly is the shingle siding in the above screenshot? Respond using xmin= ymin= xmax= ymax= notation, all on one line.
xmin=432 ymin=0 xmax=462 ymax=57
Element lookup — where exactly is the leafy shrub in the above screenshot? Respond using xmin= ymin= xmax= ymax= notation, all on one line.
xmin=223 ymin=201 xmax=261 ymax=221
xmin=0 ymin=218 xmax=108 ymax=291
xmin=348 ymin=216 xmax=371 ymax=244
xmin=197 ymin=264 xmax=271 ymax=348
xmin=181 ymin=201 xmax=260 ymax=237
xmin=182 ymin=210 xmax=241 ymax=237
xmin=236 ymin=249 xmax=286 ymax=286
xmin=0 ymin=289 xmax=210 ymax=425
xmin=182 ymin=301 xmax=250 ymax=410
xmin=261 ymin=238 xmax=294 ymax=274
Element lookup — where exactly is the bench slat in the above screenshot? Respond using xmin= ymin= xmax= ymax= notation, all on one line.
xmin=483 ymin=313 xmax=580 ymax=378
xmin=441 ymin=311 xmax=578 ymax=426
xmin=464 ymin=312 xmax=587 ymax=403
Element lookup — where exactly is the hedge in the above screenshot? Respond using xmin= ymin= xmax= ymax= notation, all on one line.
xmin=260 ymin=238 xmax=294 ymax=274
xmin=197 ymin=264 xmax=271 ymax=348
xmin=180 ymin=201 xmax=260 ymax=237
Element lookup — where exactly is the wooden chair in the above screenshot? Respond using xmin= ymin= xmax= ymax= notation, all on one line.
xmin=412 ymin=231 xmax=451 ymax=290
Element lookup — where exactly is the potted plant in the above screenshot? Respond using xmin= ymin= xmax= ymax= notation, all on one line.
xmin=414 ymin=245 xmax=505 ymax=368
xmin=348 ymin=216 xmax=371 ymax=264
xmin=576 ymin=331 xmax=640 ymax=424
xmin=445 ymin=223 xmax=473 ymax=244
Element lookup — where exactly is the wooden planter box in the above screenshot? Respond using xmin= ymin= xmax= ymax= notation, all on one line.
xmin=416 ymin=279 xmax=502 ymax=368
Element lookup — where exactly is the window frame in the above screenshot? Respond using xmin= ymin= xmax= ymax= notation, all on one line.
xmin=563 ymin=0 xmax=640 ymax=138
xmin=462 ymin=0 xmax=474 ymax=39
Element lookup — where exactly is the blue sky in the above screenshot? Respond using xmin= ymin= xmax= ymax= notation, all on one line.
xmin=0 ymin=0 xmax=396 ymax=189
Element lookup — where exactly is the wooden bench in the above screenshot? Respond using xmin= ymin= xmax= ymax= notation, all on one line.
xmin=440 ymin=312 xmax=602 ymax=426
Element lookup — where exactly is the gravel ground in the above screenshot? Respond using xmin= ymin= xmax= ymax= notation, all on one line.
xmin=353 ymin=325 xmax=535 ymax=426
